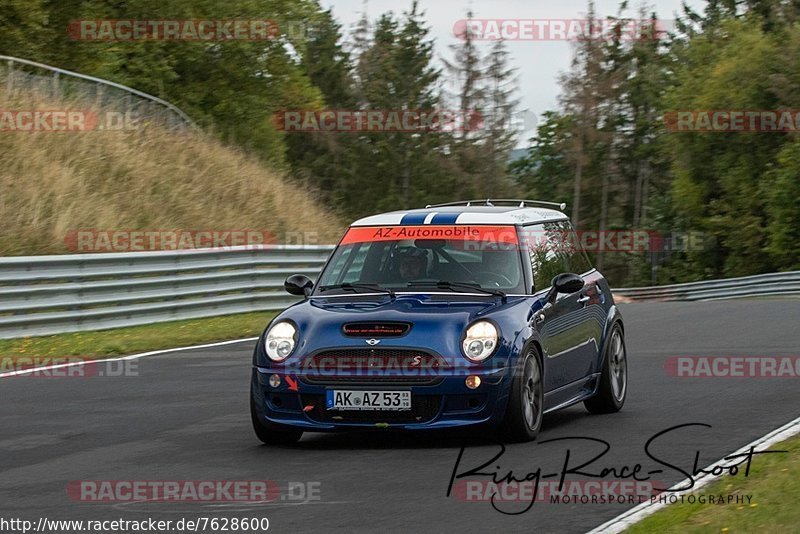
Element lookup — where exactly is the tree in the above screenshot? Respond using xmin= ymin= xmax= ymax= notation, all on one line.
xmin=285 ymin=6 xmax=358 ymax=203
xmin=0 ymin=0 xmax=54 ymax=60
xmin=443 ymin=12 xmax=521 ymax=199
xmin=441 ymin=9 xmax=486 ymax=199
xmin=481 ymin=39 xmax=521 ymax=194
xmin=558 ymin=1 xmax=609 ymax=229
xmin=763 ymin=138 xmax=800 ymax=270
xmin=442 ymin=9 xmax=484 ymax=143
xmin=345 ymin=2 xmax=449 ymax=214
xmin=509 ymin=111 xmax=572 ymax=202
xmin=3 ymin=0 xmax=327 ymax=167
xmin=663 ymin=17 xmax=781 ymax=278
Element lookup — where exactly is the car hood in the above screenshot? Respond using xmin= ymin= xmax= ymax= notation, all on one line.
xmin=269 ymin=293 xmax=530 ymax=363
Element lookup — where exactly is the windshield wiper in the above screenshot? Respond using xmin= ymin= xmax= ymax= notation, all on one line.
xmin=406 ymin=280 xmax=506 ymax=302
xmin=318 ymin=283 xmax=395 ymax=298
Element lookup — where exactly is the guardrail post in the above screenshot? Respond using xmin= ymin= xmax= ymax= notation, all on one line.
xmin=95 ymin=84 xmax=104 ymax=108
xmin=6 ymin=59 xmax=13 ymax=92
xmin=52 ymin=71 xmax=60 ymax=99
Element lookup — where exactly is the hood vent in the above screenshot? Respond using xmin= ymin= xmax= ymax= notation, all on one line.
xmin=342 ymin=322 xmax=411 ymax=337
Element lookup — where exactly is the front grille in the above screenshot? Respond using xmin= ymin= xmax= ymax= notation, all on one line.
xmin=300 ymin=348 xmax=445 ymax=386
xmin=301 ymin=394 xmax=442 ymax=424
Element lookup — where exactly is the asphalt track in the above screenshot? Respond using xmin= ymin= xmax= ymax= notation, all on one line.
xmin=1 ymin=300 xmax=799 ymax=534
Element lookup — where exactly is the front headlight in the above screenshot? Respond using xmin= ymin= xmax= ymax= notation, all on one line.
xmin=462 ymin=321 xmax=499 ymax=362
xmin=265 ymin=321 xmax=297 ymax=362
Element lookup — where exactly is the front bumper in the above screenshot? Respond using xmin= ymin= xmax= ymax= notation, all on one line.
xmin=251 ymin=364 xmax=513 ymax=431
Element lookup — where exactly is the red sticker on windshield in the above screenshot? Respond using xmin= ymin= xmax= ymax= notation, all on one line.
xmin=340 ymin=225 xmax=519 ymax=245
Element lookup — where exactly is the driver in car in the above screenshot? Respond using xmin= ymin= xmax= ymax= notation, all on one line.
xmin=398 ymin=250 xmax=428 ymax=281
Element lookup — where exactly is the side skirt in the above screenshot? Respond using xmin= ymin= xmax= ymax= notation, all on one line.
xmin=543 ymin=373 xmax=601 ymax=414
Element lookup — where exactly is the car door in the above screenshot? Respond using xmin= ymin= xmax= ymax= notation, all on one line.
xmin=557 ymin=220 xmax=603 ymax=377
xmin=523 ymin=222 xmax=601 ymax=393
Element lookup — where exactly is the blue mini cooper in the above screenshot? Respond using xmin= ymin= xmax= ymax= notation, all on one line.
xmin=251 ymin=200 xmax=627 ymax=444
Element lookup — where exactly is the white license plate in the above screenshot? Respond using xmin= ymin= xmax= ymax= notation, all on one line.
xmin=326 ymin=390 xmax=411 ymax=411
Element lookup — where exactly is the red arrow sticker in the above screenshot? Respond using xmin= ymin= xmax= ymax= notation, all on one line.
xmin=285 ymin=375 xmax=298 ymax=391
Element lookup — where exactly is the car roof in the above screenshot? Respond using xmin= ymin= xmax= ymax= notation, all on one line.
xmin=350 ymin=205 xmax=569 ymax=227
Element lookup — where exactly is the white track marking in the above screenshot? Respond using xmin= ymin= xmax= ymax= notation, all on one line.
xmin=0 ymin=337 xmax=258 ymax=378
xmin=587 ymin=413 xmax=800 ymax=533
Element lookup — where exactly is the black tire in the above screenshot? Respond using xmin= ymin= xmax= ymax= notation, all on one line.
xmin=584 ymin=323 xmax=627 ymax=414
xmin=500 ymin=348 xmax=544 ymax=442
xmin=250 ymin=396 xmax=303 ymax=446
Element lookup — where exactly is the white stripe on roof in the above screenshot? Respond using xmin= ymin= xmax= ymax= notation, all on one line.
xmin=351 ymin=212 xmax=407 ymax=226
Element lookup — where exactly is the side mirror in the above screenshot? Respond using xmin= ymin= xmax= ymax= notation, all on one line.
xmin=545 ymin=273 xmax=584 ymax=303
xmin=284 ymin=274 xmax=313 ymax=297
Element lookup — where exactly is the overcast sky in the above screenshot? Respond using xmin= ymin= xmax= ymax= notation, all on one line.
xmin=322 ymin=0 xmax=704 ymax=144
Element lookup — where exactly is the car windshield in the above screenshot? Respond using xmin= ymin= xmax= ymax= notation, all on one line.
xmin=316 ymin=225 xmax=525 ymax=295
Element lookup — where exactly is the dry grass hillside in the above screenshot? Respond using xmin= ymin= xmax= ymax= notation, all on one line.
xmin=0 ymin=90 xmax=343 ymax=255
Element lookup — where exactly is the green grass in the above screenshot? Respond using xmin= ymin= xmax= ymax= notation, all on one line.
xmin=626 ymin=434 xmax=800 ymax=533
xmin=0 ymin=312 xmax=275 ymax=364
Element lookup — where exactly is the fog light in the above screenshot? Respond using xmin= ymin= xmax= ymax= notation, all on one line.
xmin=465 ymin=375 xmax=481 ymax=389
xmin=269 ymin=374 xmax=281 ymax=388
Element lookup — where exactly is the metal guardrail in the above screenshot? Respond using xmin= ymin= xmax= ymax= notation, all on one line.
xmin=1 ymin=246 xmax=796 ymax=339
xmin=0 ymin=55 xmax=196 ymax=130
xmin=614 ymin=271 xmax=800 ymax=302
xmin=0 ymin=246 xmax=333 ymax=339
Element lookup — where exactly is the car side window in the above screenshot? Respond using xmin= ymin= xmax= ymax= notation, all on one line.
xmin=523 ymin=221 xmax=594 ymax=292
xmin=522 ymin=223 xmax=564 ymax=292
xmin=558 ymin=221 xmax=593 ymax=274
